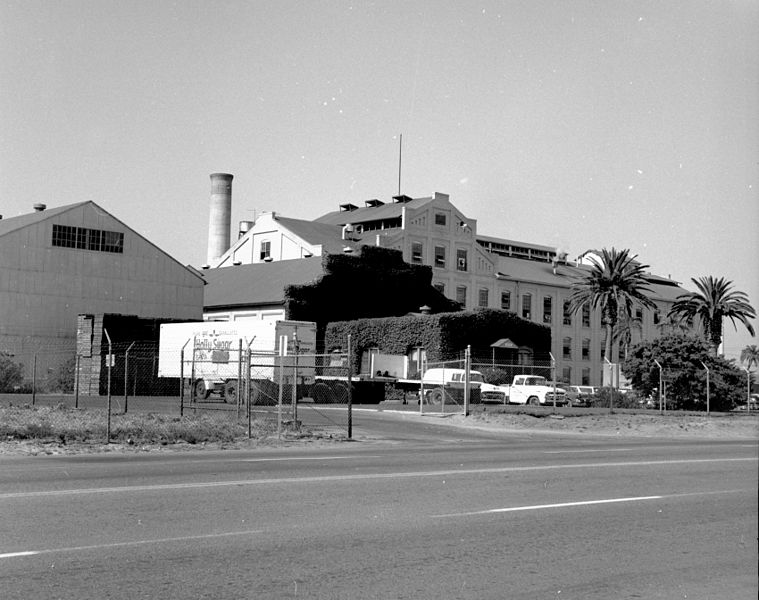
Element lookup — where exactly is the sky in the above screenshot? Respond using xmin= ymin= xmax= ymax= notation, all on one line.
xmin=1 ymin=0 xmax=757 ymax=362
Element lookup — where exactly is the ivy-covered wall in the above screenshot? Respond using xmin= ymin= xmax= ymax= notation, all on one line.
xmin=284 ymin=245 xmax=460 ymax=344
xmin=325 ymin=308 xmax=551 ymax=372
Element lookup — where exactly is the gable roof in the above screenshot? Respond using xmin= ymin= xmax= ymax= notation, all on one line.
xmin=313 ymin=196 xmax=435 ymax=226
xmin=272 ymin=216 xmax=353 ymax=254
xmin=494 ymin=255 xmax=687 ymax=302
xmin=0 ymin=200 xmax=204 ymax=283
xmin=0 ymin=201 xmax=90 ymax=237
xmin=202 ymin=256 xmax=325 ymax=309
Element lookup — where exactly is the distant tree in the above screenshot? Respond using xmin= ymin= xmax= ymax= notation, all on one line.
xmin=668 ymin=276 xmax=756 ymax=355
xmin=46 ymin=356 xmax=76 ymax=393
xmin=614 ymin=312 xmax=643 ymax=361
xmin=0 ymin=352 xmax=24 ymax=392
xmin=740 ymin=344 xmax=759 ymax=372
xmin=656 ymin=314 xmax=692 ymax=336
xmin=622 ymin=334 xmax=745 ymax=411
xmin=568 ymin=248 xmax=657 ymax=366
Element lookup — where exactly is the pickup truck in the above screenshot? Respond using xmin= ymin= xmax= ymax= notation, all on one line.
xmin=420 ymin=368 xmax=506 ymax=404
xmin=501 ymin=375 xmax=568 ymax=406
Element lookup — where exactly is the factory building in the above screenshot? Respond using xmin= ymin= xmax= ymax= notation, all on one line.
xmin=0 ymin=201 xmax=205 ymax=380
xmin=201 ymin=176 xmax=687 ymax=387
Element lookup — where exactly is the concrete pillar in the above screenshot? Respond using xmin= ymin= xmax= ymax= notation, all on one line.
xmin=207 ymin=173 xmax=233 ymax=264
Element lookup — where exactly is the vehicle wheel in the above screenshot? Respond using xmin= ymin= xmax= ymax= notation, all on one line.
xmin=193 ymin=379 xmax=210 ymax=400
xmin=223 ymin=380 xmax=238 ymax=404
xmin=311 ymin=382 xmax=335 ymax=404
xmin=426 ymin=388 xmax=444 ymax=405
xmin=528 ymin=395 xmax=540 ymax=406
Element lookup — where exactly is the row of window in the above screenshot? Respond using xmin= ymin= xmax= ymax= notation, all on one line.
xmin=52 ymin=224 xmax=124 ymax=254
xmin=414 ymin=242 xmax=469 ymax=272
xmin=562 ymin=367 xmax=593 ymax=386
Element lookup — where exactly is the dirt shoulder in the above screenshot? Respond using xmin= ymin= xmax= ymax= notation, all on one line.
xmin=443 ymin=410 xmax=759 ymax=440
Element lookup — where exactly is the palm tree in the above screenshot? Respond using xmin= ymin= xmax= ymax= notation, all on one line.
xmin=655 ymin=313 xmax=692 ymax=336
xmin=668 ymin=276 xmax=756 ymax=355
xmin=569 ymin=248 xmax=657 ymax=368
xmin=741 ymin=344 xmax=759 ymax=371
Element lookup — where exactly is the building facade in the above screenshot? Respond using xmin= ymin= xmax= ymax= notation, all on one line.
xmin=204 ymin=189 xmax=686 ymax=386
xmin=0 ymin=201 xmax=205 ymax=379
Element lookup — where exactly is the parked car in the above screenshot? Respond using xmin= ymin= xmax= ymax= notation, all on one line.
xmin=568 ymin=385 xmax=595 ymax=407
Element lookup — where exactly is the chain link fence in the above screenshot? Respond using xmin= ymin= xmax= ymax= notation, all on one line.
xmin=1 ymin=343 xmax=356 ymax=443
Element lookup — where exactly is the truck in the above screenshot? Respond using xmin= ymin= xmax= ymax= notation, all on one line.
xmin=501 ymin=375 xmax=568 ymax=406
xmin=157 ymin=320 xmax=317 ymax=403
xmin=418 ymin=368 xmax=501 ymax=404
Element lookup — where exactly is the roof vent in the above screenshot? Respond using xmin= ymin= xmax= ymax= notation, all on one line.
xmin=263 ymin=256 xmax=273 ymax=262
xmin=340 ymin=203 xmax=358 ymax=212
xmin=232 ymin=260 xmax=242 ymax=266
xmin=33 ymin=203 xmax=46 ymax=212
xmin=392 ymin=194 xmax=413 ymax=203
xmin=365 ymin=199 xmax=384 ymax=208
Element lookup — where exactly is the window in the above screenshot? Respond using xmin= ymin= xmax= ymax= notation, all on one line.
xmin=52 ymin=224 xmax=123 ymax=254
xmin=259 ymin=240 xmax=271 ymax=260
xmin=543 ymin=296 xmax=552 ymax=324
xmin=635 ymin=308 xmax=643 ymax=322
xmin=563 ymin=336 xmax=572 ymax=360
xmin=653 ymin=310 xmax=661 ymax=325
xmin=562 ymin=366 xmax=572 ymax=383
xmin=522 ymin=293 xmax=532 ymax=320
xmin=600 ymin=340 xmax=606 ymax=361
xmin=581 ymin=368 xmax=590 ymax=385
xmin=433 ymin=282 xmax=445 ymax=294
xmin=563 ymin=300 xmax=572 ymax=326
xmin=478 ymin=288 xmax=489 ymax=307
xmin=434 ymin=213 xmax=447 ymax=226
xmin=501 ymin=291 xmax=511 ymax=311
xmin=582 ymin=338 xmax=591 ymax=361
xmin=434 ymin=245 xmax=446 ymax=268
xmin=456 ymin=285 xmax=467 ymax=306
xmin=456 ymin=248 xmax=468 ymax=271
xmin=411 ymin=242 xmax=423 ymax=264
xmin=582 ymin=305 xmax=590 ymax=328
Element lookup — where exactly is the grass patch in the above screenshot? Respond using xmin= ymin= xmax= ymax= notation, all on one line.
xmin=0 ymin=404 xmax=309 ymax=446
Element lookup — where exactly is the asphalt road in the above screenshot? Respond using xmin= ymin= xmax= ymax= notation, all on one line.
xmin=1 ymin=412 xmax=757 ymax=599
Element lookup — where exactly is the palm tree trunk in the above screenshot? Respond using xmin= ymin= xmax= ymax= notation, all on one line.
xmin=604 ymin=322 xmax=614 ymax=386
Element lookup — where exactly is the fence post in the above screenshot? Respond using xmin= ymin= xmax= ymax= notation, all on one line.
xmin=292 ymin=330 xmax=299 ymax=425
xmin=124 ymin=341 xmax=135 ymax=414
xmin=464 ymin=346 xmax=471 ymax=417
xmin=653 ymin=359 xmax=663 ymax=414
xmin=180 ymin=348 xmax=185 ymax=417
xmin=104 ymin=329 xmax=112 ymax=444
xmin=74 ymin=354 xmax=80 ymax=409
xmin=744 ymin=367 xmax=752 ymax=413
xmin=31 ymin=354 xmax=37 ymax=406
xmin=699 ymin=360 xmax=710 ymax=416
xmin=549 ymin=352 xmax=557 ymax=413
xmin=247 ymin=348 xmax=252 ymax=439
xmin=347 ymin=334 xmax=352 ymax=439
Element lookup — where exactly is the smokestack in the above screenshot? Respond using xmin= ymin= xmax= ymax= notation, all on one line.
xmin=207 ymin=173 xmax=233 ymax=265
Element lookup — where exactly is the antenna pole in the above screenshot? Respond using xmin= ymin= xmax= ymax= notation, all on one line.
xmin=398 ymin=133 xmax=402 ymax=195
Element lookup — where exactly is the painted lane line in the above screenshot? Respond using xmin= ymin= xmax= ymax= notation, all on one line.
xmin=0 ymin=457 xmax=754 ymax=501
xmin=235 ymin=455 xmax=383 ymax=462
xmin=543 ymin=448 xmax=635 ymax=454
xmin=432 ymin=488 xmax=751 ymax=518
xmin=0 ymin=529 xmax=265 ymax=560
xmin=434 ymin=495 xmax=663 ymax=517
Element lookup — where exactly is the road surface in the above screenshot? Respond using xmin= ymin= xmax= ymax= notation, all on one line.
xmin=1 ymin=411 xmax=756 ymax=599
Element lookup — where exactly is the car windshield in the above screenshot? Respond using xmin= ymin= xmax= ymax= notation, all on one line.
xmin=470 ymin=373 xmax=484 ymax=383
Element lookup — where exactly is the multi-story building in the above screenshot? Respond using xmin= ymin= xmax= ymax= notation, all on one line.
xmin=205 ymin=186 xmax=686 ymax=386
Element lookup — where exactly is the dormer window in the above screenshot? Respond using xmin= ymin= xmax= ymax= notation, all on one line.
xmin=435 ymin=213 xmax=447 ymax=226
